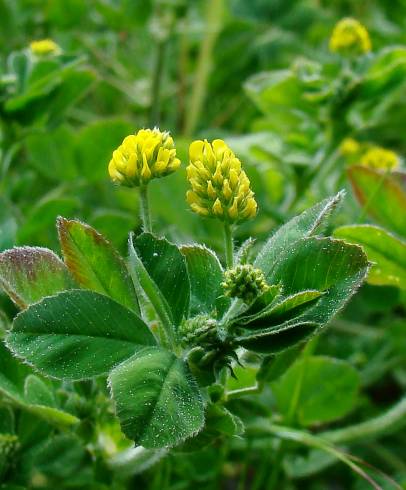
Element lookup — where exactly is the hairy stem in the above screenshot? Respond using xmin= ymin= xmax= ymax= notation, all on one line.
xmin=139 ymin=185 xmax=152 ymax=233
xmin=223 ymin=222 xmax=234 ymax=268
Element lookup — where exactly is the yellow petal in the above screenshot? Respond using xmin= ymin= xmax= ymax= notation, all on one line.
xmin=189 ymin=140 xmax=205 ymax=161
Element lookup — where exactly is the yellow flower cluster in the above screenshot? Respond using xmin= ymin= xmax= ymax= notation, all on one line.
xmin=108 ymin=128 xmax=181 ymax=187
xmin=329 ymin=18 xmax=371 ymax=56
xmin=360 ymin=146 xmax=399 ymax=170
xmin=339 ymin=137 xmax=361 ymax=157
xmin=30 ymin=39 xmax=60 ymax=56
xmin=186 ymin=139 xmax=257 ymax=223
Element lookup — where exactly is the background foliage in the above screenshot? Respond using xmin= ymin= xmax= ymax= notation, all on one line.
xmin=0 ymin=0 xmax=405 ymax=489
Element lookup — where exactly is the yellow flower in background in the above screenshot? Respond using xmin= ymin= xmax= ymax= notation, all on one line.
xmin=329 ymin=18 xmax=371 ymax=56
xmin=108 ymin=128 xmax=181 ymax=187
xmin=360 ymin=146 xmax=399 ymax=170
xmin=340 ymin=137 xmax=361 ymax=157
xmin=186 ymin=139 xmax=257 ymax=223
xmin=30 ymin=39 xmax=60 ymax=56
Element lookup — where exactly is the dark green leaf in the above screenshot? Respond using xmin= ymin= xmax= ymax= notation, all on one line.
xmin=240 ymin=290 xmax=323 ymax=329
xmin=254 ymin=192 xmax=344 ymax=279
xmin=236 ymin=237 xmax=368 ymax=353
xmin=7 ymin=290 xmax=156 ymax=380
xmin=180 ymin=245 xmax=224 ymax=316
xmin=109 ymin=346 xmax=204 ymax=449
xmin=135 ymin=233 xmax=190 ymax=326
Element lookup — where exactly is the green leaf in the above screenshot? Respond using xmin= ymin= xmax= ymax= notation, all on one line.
xmin=25 ymin=125 xmax=78 ymax=181
xmin=334 ymin=224 xmax=406 ymax=289
xmin=135 ymin=233 xmax=190 ymax=326
xmin=254 ymin=192 xmax=344 ymax=280
xmin=239 ymin=290 xmax=323 ymax=329
xmin=269 ymin=237 xmax=369 ymax=323
xmin=360 ymin=46 xmax=406 ymax=98
xmin=0 ymin=247 xmax=74 ymax=309
xmin=180 ymin=245 xmax=224 ymax=316
xmin=256 ymin=346 xmax=302 ymax=383
xmin=236 ymin=237 xmax=368 ymax=353
xmin=29 ymin=434 xmax=91 ymax=483
xmin=128 ymin=234 xmax=174 ymax=344
xmin=24 ymin=375 xmax=56 ymax=408
xmin=0 ymin=198 xmax=17 ymax=252
xmin=17 ymin=196 xmax=79 ymax=245
xmin=58 ymin=218 xmax=139 ymax=314
xmin=272 ymin=356 xmax=360 ymax=426
xmin=0 ymin=343 xmax=78 ymax=427
xmin=348 ymin=166 xmax=406 ymax=238
xmin=76 ymin=119 xmax=134 ymax=182
xmin=109 ymin=346 xmax=204 ymax=449
xmin=7 ymin=289 xmax=156 ymax=380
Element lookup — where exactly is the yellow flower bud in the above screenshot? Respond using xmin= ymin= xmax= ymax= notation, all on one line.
xmin=360 ymin=146 xmax=399 ymax=170
xmin=329 ymin=18 xmax=371 ymax=56
xmin=186 ymin=139 xmax=257 ymax=223
xmin=340 ymin=138 xmax=361 ymax=157
xmin=30 ymin=39 xmax=60 ymax=56
xmin=108 ymin=128 xmax=181 ymax=187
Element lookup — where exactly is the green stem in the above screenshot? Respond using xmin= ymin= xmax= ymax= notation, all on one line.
xmin=108 ymin=446 xmax=167 ymax=478
xmin=321 ymin=395 xmax=406 ymax=444
xmin=139 ymin=185 xmax=152 ymax=232
xmin=223 ymin=222 xmax=234 ymax=269
xmin=226 ymin=384 xmax=261 ymax=400
xmin=183 ymin=0 xmax=224 ymax=136
xmin=268 ymin=341 xmax=313 ymax=489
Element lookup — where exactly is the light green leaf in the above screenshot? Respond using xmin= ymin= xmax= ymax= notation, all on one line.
xmin=25 ymin=125 xmax=78 ymax=181
xmin=135 ymin=233 xmax=190 ymax=326
xmin=58 ymin=218 xmax=139 ymax=314
xmin=0 ymin=198 xmax=17 ymax=252
xmin=180 ymin=245 xmax=224 ymax=316
xmin=0 ymin=343 xmax=78 ymax=427
xmin=17 ymin=196 xmax=79 ymax=244
xmin=272 ymin=356 xmax=360 ymax=426
xmin=348 ymin=165 xmax=406 ymax=238
xmin=254 ymin=192 xmax=344 ymax=279
xmin=0 ymin=247 xmax=74 ymax=309
xmin=7 ymin=289 xmax=156 ymax=380
xmin=334 ymin=224 xmax=406 ymax=289
xmin=109 ymin=346 xmax=204 ymax=449
xmin=24 ymin=375 xmax=56 ymax=408
xmin=76 ymin=119 xmax=134 ymax=182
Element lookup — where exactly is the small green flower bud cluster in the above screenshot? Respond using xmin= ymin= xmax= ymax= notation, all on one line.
xmin=0 ymin=434 xmax=19 ymax=477
xmin=179 ymin=315 xmax=218 ymax=347
xmin=222 ymin=264 xmax=269 ymax=304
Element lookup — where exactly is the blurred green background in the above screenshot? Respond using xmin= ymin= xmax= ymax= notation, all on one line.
xmin=1 ymin=1 xmax=406 ymax=489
